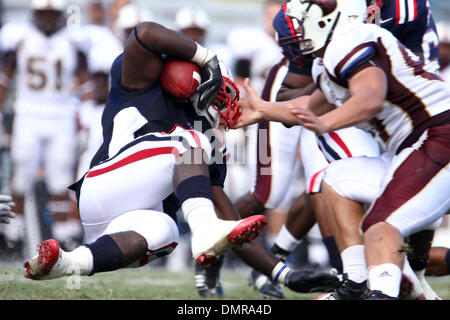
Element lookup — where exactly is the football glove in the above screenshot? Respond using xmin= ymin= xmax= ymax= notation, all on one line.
xmin=0 ymin=194 xmax=15 ymax=224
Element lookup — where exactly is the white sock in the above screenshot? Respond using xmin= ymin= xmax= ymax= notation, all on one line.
xmin=271 ymin=261 xmax=292 ymax=285
xmin=341 ymin=245 xmax=367 ymax=283
xmin=274 ymin=225 xmax=301 ymax=253
xmin=368 ymin=263 xmax=402 ymax=298
xmin=45 ymin=245 xmax=93 ymax=279
xmin=181 ymin=197 xmax=218 ymax=234
xmin=65 ymin=246 xmax=94 ymax=276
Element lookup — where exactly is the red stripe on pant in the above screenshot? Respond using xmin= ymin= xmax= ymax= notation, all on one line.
xmin=139 ymin=242 xmax=178 ymax=267
xmin=361 ymin=125 xmax=450 ymax=232
xmin=86 ymin=147 xmax=179 ymax=178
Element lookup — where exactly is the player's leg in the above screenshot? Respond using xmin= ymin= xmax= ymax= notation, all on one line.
xmin=319 ymin=152 xmax=431 ymax=300
xmin=427 ymin=247 xmax=450 ymax=276
xmin=6 ymin=115 xmax=41 ymax=256
xmin=24 ymin=209 xmax=179 ymax=279
xmin=212 ymin=184 xmax=340 ymax=295
xmin=405 ymin=227 xmax=442 ymax=300
xmin=172 ymin=146 xmax=266 ymax=267
xmin=362 ymin=127 xmax=450 ymax=299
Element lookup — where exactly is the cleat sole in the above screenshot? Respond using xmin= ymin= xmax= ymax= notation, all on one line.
xmin=227 ymin=215 xmax=267 ymax=245
xmin=24 ymin=239 xmax=60 ymax=280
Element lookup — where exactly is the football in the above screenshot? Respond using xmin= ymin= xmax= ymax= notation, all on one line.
xmin=160 ymin=58 xmax=201 ymax=99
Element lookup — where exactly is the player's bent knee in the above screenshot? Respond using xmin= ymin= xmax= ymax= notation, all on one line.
xmin=104 ymin=210 xmax=179 ymax=266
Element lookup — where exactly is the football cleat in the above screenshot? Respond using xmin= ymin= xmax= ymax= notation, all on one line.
xmin=192 ymin=215 xmax=267 ymax=267
xmin=363 ymin=290 xmax=398 ymax=300
xmin=194 ymin=256 xmax=225 ymax=298
xmin=24 ymin=239 xmax=61 ymax=280
xmin=315 ymin=273 xmax=369 ymax=300
xmin=249 ymin=270 xmax=285 ymax=299
xmin=399 ymin=272 xmax=426 ymax=300
xmin=285 ymin=268 xmax=340 ymax=294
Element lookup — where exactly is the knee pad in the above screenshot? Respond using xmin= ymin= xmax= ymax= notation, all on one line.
xmin=103 ymin=210 xmax=179 ymax=264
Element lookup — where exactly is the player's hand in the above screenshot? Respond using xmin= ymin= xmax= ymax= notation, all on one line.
xmin=0 ymin=195 xmax=15 ymax=224
xmin=289 ymin=106 xmax=329 ymax=135
xmin=196 ymin=55 xmax=223 ymax=111
xmin=232 ymin=78 xmax=264 ymax=128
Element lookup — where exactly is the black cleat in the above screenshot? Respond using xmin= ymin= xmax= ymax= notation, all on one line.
xmin=249 ymin=270 xmax=285 ymax=299
xmin=316 ymin=273 xmax=369 ymax=300
xmin=194 ymin=255 xmax=225 ymax=298
xmin=363 ymin=290 xmax=398 ymax=300
xmin=284 ymin=268 xmax=340 ymax=293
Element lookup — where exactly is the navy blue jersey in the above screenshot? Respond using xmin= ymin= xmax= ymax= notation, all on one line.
xmin=89 ymin=53 xmax=195 ymax=168
xmin=87 ymin=53 xmax=227 ymax=186
xmin=379 ymin=0 xmax=439 ymax=63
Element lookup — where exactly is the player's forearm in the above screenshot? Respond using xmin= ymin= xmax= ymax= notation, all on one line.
xmin=320 ymin=93 xmax=383 ymax=132
xmin=276 ymin=82 xmax=316 ymax=101
xmin=259 ymin=96 xmax=309 ymax=125
xmin=135 ymin=22 xmax=198 ymax=61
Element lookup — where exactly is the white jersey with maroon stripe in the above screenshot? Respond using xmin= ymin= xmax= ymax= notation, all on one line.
xmin=318 ymin=23 xmax=450 ymax=153
xmin=0 ymin=22 xmax=79 ymax=119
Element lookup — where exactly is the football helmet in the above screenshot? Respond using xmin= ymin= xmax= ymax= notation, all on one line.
xmin=366 ymin=0 xmax=383 ymax=24
xmin=285 ymin=0 xmax=367 ymax=55
xmin=174 ymin=7 xmax=210 ymax=44
xmin=192 ymin=60 xmax=240 ymax=129
xmin=116 ymin=4 xmax=153 ymax=42
xmin=273 ymin=4 xmax=304 ymax=67
xmin=31 ymin=0 xmax=66 ymax=35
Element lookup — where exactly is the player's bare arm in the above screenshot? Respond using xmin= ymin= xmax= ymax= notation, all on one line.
xmin=292 ymin=67 xmax=387 ymax=135
xmin=0 ymin=51 xmax=16 ymax=110
xmin=276 ymin=72 xmax=316 ymax=101
xmin=233 ymin=78 xmax=309 ymax=128
xmin=122 ymin=22 xmax=222 ymax=110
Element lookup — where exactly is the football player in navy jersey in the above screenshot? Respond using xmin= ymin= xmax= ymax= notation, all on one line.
xmin=23 ymin=20 xmax=340 ymax=295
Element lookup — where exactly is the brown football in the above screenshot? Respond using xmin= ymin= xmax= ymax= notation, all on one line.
xmin=160 ymin=58 xmax=201 ymax=99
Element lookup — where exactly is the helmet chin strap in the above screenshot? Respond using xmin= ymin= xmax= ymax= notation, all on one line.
xmin=325 ymin=11 xmax=341 ymax=46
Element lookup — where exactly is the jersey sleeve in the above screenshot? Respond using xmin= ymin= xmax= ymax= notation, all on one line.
xmin=323 ymin=24 xmax=378 ymax=83
xmin=0 ymin=22 xmax=30 ymax=53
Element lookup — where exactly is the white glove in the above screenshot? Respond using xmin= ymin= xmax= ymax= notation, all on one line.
xmin=0 ymin=194 xmax=15 ymax=224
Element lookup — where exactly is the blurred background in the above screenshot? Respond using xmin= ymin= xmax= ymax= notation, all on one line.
xmin=1 ymin=0 xmax=449 ymax=41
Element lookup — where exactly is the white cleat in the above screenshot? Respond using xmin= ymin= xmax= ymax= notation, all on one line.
xmin=192 ymin=215 xmax=266 ymax=267
xmin=24 ymin=239 xmax=78 ymax=280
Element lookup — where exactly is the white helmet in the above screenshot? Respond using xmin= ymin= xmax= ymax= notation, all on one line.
xmin=174 ymin=7 xmax=210 ymax=31
xmin=31 ymin=0 xmax=66 ymax=11
xmin=285 ymin=0 xmax=367 ymax=55
xmin=116 ymin=4 xmax=153 ymax=31
xmin=192 ymin=61 xmax=240 ymax=129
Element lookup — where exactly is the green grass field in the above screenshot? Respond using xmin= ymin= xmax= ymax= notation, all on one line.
xmin=0 ymin=263 xmax=449 ymax=300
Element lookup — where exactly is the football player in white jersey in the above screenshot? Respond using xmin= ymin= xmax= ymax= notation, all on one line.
xmin=235 ymin=0 xmax=450 ymax=300
xmin=0 ymin=0 xmax=91 ymax=251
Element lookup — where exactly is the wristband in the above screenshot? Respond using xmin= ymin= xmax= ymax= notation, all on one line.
xmin=191 ymin=42 xmax=216 ymax=67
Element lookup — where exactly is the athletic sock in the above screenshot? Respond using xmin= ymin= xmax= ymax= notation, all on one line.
xmin=271 ymin=261 xmax=292 ymax=285
xmin=274 ymin=225 xmax=301 ymax=253
xmin=176 ymin=175 xmax=218 ymax=234
xmin=85 ymin=235 xmax=124 ymax=275
xmin=341 ymin=245 xmax=367 ymax=283
xmin=368 ymin=263 xmax=402 ymax=298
